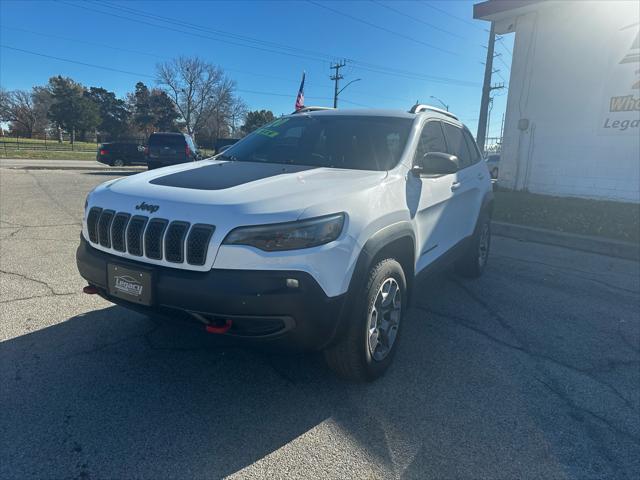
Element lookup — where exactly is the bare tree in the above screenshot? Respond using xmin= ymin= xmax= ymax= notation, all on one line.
xmin=0 ymin=88 xmax=48 ymax=138
xmin=156 ymin=56 xmax=236 ymax=136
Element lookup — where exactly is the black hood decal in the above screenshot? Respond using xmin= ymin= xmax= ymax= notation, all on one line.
xmin=149 ymin=161 xmax=317 ymax=190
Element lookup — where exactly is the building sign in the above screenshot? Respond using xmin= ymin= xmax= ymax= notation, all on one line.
xmin=600 ymin=22 xmax=640 ymax=135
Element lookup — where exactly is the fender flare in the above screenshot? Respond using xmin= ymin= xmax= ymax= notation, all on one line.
xmin=327 ymin=221 xmax=416 ymax=346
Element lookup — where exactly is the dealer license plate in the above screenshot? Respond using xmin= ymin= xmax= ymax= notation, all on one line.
xmin=107 ymin=264 xmax=152 ymax=306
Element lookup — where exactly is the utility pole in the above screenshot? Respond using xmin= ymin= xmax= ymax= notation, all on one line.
xmin=330 ymin=60 xmax=346 ymax=108
xmin=477 ymin=21 xmax=496 ymax=153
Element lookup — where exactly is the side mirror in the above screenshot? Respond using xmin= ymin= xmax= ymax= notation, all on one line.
xmin=422 ymin=152 xmax=459 ymax=175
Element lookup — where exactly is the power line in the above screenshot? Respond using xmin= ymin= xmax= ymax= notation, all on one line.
xmin=496 ymin=52 xmax=512 ymax=71
xmin=90 ymin=0 xmax=335 ymax=63
xmin=0 ymin=25 xmax=329 ymax=88
xmin=1 ymin=26 xmax=423 ymax=105
xmin=370 ymin=0 xmax=466 ymax=40
xmin=0 ymin=44 xmax=373 ymax=108
xmin=55 ymin=0 xmax=479 ymax=88
xmin=423 ymin=3 xmax=484 ymax=30
xmin=307 ymin=0 xmax=460 ymax=56
xmin=0 ymin=44 xmax=154 ymax=78
xmin=496 ymin=36 xmax=513 ymax=55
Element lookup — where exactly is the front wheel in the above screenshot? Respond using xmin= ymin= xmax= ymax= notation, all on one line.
xmin=455 ymin=213 xmax=491 ymax=278
xmin=324 ymin=258 xmax=406 ymax=382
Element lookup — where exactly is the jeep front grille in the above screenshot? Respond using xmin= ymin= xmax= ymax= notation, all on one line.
xmin=86 ymin=207 xmax=102 ymax=243
xmin=144 ymin=218 xmax=169 ymax=260
xmin=126 ymin=216 xmax=148 ymax=257
xmin=165 ymin=221 xmax=190 ymax=263
xmin=86 ymin=206 xmax=214 ymax=266
xmin=111 ymin=213 xmax=130 ymax=252
xmin=186 ymin=224 xmax=215 ymax=265
xmin=97 ymin=210 xmax=115 ymax=248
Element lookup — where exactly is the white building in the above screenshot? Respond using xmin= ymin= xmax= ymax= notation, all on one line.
xmin=474 ymin=0 xmax=640 ymax=203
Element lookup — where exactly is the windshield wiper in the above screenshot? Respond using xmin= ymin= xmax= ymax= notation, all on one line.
xmin=216 ymin=154 xmax=237 ymax=161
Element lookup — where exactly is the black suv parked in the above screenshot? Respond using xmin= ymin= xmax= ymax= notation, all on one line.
xmin=146 ymin=132 xmax=200 ymax=169
xmin=96 ymin=142 xmax=146 ymax=166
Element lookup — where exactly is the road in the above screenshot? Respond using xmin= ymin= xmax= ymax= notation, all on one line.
xmin=0 ymin=158 xmax=146 ymax=170
xmin=1 ymin=166 xmax=639 ymax=479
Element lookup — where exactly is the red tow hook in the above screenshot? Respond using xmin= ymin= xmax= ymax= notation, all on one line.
xmin=205 ymin=320 xmax=233 ymax=334
xmin=83 ymin=285 xmax=99 ymax=294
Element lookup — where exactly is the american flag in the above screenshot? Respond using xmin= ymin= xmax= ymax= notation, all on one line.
xmin=295 ymin=72 xmax=305 ymax=111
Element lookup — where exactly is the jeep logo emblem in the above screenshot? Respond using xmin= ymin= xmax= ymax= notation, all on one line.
xmin=135 ymin=201 xmax=159 ymax=213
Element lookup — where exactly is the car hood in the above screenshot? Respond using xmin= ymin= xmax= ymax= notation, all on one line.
xmin=92 ymin=159 xmax=387 ymax=221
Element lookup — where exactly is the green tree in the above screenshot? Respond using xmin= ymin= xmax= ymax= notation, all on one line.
xmin=86 ymin=87 xmax=130 ymax=140
xmin=131 ymin=82 xmax=154 ymax=135
xmin=130 ymin=82 xmax=180 ymax=135
xmin=150 ymin=89 xmax=180 ymax=132
xmin=241 ymin=110 xmax=275 ymax=135
xmin=47 ymin=76 xmax=99 ymax=143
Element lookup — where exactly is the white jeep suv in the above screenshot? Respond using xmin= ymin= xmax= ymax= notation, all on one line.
xmin=77 ymin=105 xmax=493 ymax=381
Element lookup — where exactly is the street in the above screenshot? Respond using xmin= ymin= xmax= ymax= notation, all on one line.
xmin=1 ymin=166 xmax=639 ymax=479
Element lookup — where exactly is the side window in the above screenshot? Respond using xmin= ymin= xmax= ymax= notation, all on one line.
xmin=462 ymin=129 xmax=482 ymax=164
xmin=414 ymin=121 xmax=447 ymax=164
xmin=442 ymin=123 xmax=472 ymax=169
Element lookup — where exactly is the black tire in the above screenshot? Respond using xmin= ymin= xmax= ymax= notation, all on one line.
xmin=112 ymin=159 xmax=125 ymax=167
xmin=455 ymin=212 xmax=491 ymax=278
xmin=147 ymin=162 xmax=157 ymax=170
xmin=324 ymin=258 xmax=406 ymax=382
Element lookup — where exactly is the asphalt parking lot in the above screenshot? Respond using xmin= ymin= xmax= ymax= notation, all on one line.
xmin=1 ymin=165 xmax=639 ymax=480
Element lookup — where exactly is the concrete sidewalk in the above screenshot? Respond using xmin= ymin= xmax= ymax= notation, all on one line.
xmin=0 ymin=158 xmax=145 ymax=171
xmin=493 ymin=221 xmax=640 ymax=261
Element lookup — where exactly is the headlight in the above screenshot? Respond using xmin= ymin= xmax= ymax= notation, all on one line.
xmin=223 ymin=213 xmax=345 ymax=252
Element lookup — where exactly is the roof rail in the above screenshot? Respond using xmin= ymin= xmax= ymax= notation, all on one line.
xmin=291 ymin=106 xmax=335 ymax=114
xmin=408 ymin=104 xmax=459 ymax=120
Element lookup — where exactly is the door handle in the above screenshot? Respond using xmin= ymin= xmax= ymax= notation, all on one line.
xmin=451 ymin=182 xmax=461 ymax=191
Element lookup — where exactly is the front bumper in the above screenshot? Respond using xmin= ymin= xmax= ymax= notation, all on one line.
xmin=76 ymin=237 xmax=347 ymax=350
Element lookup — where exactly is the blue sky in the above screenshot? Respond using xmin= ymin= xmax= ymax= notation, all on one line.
xmin=0 ymin=0 xmax=513 ymax=138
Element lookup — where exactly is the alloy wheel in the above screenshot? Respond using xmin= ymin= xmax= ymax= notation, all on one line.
xmin=368 ymin=278 xmax=402 ymax=361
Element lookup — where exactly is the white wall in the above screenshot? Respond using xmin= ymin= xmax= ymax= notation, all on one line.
xmin=498 ymin=1 xmax=640 ymax=203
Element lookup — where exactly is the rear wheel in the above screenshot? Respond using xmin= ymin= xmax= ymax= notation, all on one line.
xmin=455 ymin=213 xmax=491 ymax=278
xmin=112 ymin=159 xmax=125 ymax=167
xmin=324 ymin=258 xmax=406 ymax=382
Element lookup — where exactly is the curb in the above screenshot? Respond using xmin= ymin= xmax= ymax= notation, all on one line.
xmin=492 ymin=221 xmax=640 ymax=261
xmin=3 ymin=166 xmax=145 ymax=172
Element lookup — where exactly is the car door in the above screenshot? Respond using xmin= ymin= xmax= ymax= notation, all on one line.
xmin=441 ymin=122 xmax=487 ymax=241
xmin=409 ymin=120 xmax=461 ymax=273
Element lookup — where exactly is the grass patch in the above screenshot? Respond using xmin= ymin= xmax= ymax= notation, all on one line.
xmin=0 ymin=149 xmax=97 ymax=160
xmin=493 ymin=190 xmax=640 ymax=243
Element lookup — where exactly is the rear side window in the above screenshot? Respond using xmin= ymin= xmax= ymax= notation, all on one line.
xmin=149 ymin=135 xmax=185 ymax=148
xmin=414 ymin=121 xmax=447 ymax=163
xmin=442 ymin=123 xmax=472 ymax=169
xmin=462 ymin=129 xmax=482 ymax=164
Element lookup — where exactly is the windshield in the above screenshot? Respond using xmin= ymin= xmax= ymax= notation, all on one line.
xmin=224 ymin=115 xmax=413 ymax=171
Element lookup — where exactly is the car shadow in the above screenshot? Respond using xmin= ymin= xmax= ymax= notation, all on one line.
xmin=0 ymin=271 xmax=461 ymax=479
xmin=4 ymin=262 xmax=635 ymax=478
